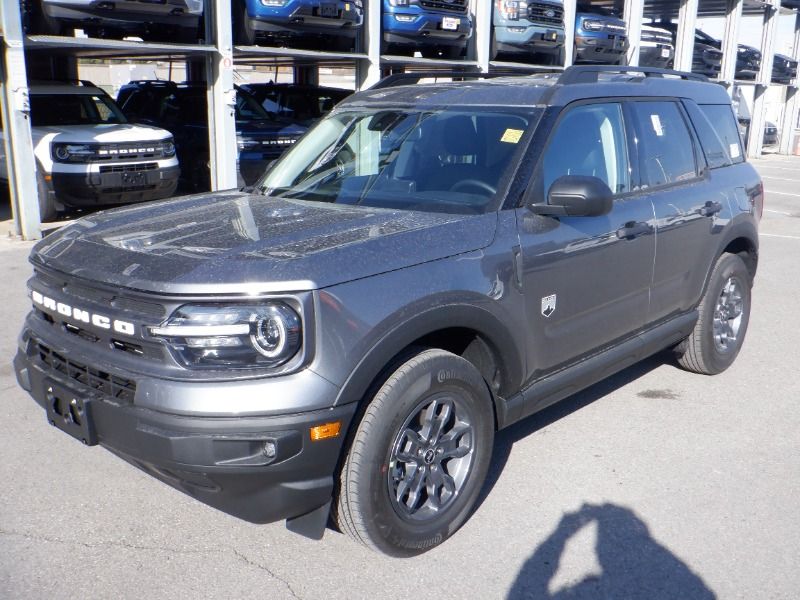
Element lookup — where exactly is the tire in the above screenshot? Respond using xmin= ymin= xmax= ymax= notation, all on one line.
xmin=33 ymin=1 xmax=64 ymax=35
xmin=36 ymin=169 xmax=56 ymax=222
xmin=551 ymin=46 xmax=566 ymax=67
xmin=675 ymin=253 xmax=751 ymax=375
xmin=336 ymin=348 xmax=494 ymax=557
xmin=443 ymin=45 xmax=464 ymax=60
xmin=233 ymin=0 xmax=257 ymax=46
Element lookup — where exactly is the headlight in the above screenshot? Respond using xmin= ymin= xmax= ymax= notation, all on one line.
xmin=582 ymin=19 xmax=604 ymax=31
xmin=150 ymin=303 xmax=302 ymax=369
xmin=162 ymin=139 xmax=176 ymax=157
xmin=52 ymin=143 xmax=96 ymax=163
xmin=389 ymin=0 xmax=410 ymax=6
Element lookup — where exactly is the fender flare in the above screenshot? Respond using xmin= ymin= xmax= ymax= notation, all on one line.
xmin=333 ymin=303 xmax=525 ymax=423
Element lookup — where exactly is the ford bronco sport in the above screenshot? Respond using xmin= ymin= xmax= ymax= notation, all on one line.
xmin=14 ymin=66 xmax=762 ymax=557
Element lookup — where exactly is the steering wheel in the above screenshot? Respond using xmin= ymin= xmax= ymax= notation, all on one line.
xmin=450 ymin=179 xmax=497 ymax=196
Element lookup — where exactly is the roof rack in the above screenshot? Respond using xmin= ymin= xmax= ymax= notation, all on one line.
xmin=557 ymin=65 xmax=708 ymax=85
xmin=370 ymin=70 xmax=523 ymax=90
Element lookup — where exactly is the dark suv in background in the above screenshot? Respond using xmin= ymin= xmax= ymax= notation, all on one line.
xmin=239 ymin=83 xmax=351 ymax=127
xmin=117 ymin=81 xmax=306 ymax=190
xmin=656 ymin=22 xmax=723 ymax=77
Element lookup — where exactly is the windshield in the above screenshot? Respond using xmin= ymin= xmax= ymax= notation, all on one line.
xmin=30 ymin=93 xmax=127 ymax=126
xmin=260 ymin=108 xmax=536 ymax=214
xmin=236 ymin=91 xmax=275 ymax=121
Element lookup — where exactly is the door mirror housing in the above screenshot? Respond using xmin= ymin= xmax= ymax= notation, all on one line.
xmin=529 ymin=175 xmax=613 ymax=217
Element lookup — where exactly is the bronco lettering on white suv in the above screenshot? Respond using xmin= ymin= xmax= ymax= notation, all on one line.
xmin=14 ymin=67 xmax=762 ymax=556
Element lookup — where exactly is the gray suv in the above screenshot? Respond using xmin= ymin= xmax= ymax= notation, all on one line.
xmin=14 ymin=66 xmax=762 ymax=557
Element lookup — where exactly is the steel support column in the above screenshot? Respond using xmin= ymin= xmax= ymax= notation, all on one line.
xmin=356 ymin=0 xmax=381 ymax=89
xmin=720 ymin=0 xmax=743 ymax=86
xmin=205 ymin=0 xmax=238 ymax=190
xmin=624 ymin=0 xmax=644 ymax=67
xmin=748 ymin=0 xmax=780 ymax=158
xmin=563 ymin=0 xmax=576 ymax=68
xmin=1 ymin=0 xmax=41 ymax=239
xmin=779 ymin=11 xmax=800 ymax=155
xmin=474 ymin=0 xmax=491 ymax=72
xmin=673 ymin=0 xmax=698 ymax=74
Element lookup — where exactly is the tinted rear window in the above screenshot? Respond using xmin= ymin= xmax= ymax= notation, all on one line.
xmin=699 ymin=104 xmax=744 ymax=164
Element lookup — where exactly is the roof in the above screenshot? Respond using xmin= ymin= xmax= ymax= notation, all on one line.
xmin=29 ymin=83 xmax=105 ymax=96
xmin=341 ymin=69 xmax=732 ymax=112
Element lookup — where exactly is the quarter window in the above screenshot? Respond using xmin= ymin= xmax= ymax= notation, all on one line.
xmin=542 ymin=103 xmax=630 ymax=196
xmin=699 ymin=104 xmax=745 ymax=165
xmin=631 ymin=101 xmax=697 ymax=188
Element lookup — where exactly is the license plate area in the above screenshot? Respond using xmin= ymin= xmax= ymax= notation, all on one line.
xmin=45 ymin=380 xmax=97 ymax=446
xmin=319 ymin=3 xmax=338 ymax=17
xmin=661 ymin=48 xmax=670 ymax=58
xmin=442 ymin=16 xmax=460 ymax=31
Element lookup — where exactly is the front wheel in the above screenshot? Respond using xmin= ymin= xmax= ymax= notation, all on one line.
xmin=336 ymin=349 xmax=494 ymax=557
xmin=233 ymin=0 xmax=257 ymax=46
xmin=675 ymin=253 xmax=752 ymax=375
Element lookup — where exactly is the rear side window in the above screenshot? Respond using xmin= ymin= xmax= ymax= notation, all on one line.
xmin=542 ymin=102 xmax=630 ymax=196
xmin=699 ymin=104 xmax=745 ymax=164
xmin=630 ymin=101 xmax=697 ymax=188
xmin=683 ymin=100 xmax=730 ymax=169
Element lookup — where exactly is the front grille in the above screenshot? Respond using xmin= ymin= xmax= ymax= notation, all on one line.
xmin=33 ymin=340 xmax=137 ymax=404
xmin=95 ymin=141 xmax=173 ymax=162
xmin=99 ymin=162 xmax=158 ymax=173
xmin=528 ymin=3 xmax=563 ymax=25
xmin=419 ymin=0 xmax=467 ymax=13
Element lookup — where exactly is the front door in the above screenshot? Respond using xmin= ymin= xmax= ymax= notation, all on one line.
xmin=515 ymin=101 xmax=656 ymax=384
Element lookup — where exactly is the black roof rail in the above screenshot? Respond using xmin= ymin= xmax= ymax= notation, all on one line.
xmin=370 ymin=70 xmax=526 ymax=90
xmin=557 ymin=65 xmax=708 ymax=85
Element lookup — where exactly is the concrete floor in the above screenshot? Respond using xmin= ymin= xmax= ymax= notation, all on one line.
xmin=1 ymin=154 xmax=799 ymax=599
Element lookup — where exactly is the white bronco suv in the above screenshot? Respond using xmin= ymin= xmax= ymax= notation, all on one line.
xmin=0 ymin=81 xmax=179 ymax=220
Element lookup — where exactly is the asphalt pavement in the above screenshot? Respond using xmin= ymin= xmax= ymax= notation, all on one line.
xmin=1 ymin=154 xmax=799 ymax=599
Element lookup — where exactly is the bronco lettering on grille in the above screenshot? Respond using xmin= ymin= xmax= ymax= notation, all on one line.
xmin=31 ymin=290 xmax=136 ymax=336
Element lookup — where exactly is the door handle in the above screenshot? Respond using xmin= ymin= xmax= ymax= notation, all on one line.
xmin=616 ymin=221 xmax=650 ymax=240
xmin=698 ymin=201 xmax=723 ymax=217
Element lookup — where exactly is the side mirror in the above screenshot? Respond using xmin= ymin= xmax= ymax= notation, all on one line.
xmin=529 ymin=175 xmax=613 ymax=217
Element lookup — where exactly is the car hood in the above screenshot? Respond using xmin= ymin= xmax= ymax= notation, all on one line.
xmin=31 ymin=123 xmax=172 ymax=143
xmin=30 ymin=192 xmax=497 ymax=294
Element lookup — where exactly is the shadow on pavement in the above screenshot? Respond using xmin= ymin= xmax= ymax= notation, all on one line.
xmin=507 ymin=502 xmax=715 ymax=599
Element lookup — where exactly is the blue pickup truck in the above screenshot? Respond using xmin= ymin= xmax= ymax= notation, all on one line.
xmin=574 ymin=2 xmax=628 ymax=65
xmin=382 ymin=0 xmax=472 ymax=59
xmin=233 ymin=0 xmax=364 ymax=51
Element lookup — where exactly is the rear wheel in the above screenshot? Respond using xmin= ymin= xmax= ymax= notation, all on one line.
xmin=336 ymin=349 xmax=494 ymax=557
xmin=675 ymin=253 xmax=752 ymax=375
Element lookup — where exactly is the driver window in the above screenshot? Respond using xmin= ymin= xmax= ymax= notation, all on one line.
xmin=542 ymin=103 xmax=630 ymax=197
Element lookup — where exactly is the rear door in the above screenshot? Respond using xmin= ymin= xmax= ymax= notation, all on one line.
xmin=515 ymin=101 xmax=656 ymax=382
xmin=627 ymin=100 xmax=722 ymax=324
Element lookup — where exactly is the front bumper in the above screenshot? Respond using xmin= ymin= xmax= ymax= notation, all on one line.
xmin=493 ymin=24 xmax=563 ymax=55
xmin=44 ymin=0 xmax=202 ymax=27
xmin=249 ymin=1 xmax=363 ymax=38
xmin=639 ymin=44 xmax=673 ymax=67
xmin=52 ymin=164 xmax=179 ymax=207
xmin=574 ymin=34 xmax=628 ymax=63
xmin=14 ymin=332 xmax=357 ymax=525
xmin=383 ymin=10 xmax=471 ymax=48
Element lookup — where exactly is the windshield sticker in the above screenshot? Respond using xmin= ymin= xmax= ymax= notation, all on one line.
xmin=730 ymin=143 xmax=741 ymax=159
xmin=650 ymin=114 xmax=664 ymax=137
xmin=501 ymin=128 xmax=524 ymax=144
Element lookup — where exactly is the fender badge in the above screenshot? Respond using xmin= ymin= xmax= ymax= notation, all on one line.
xmin=541 ymin=294 xmax=557 ymax=318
